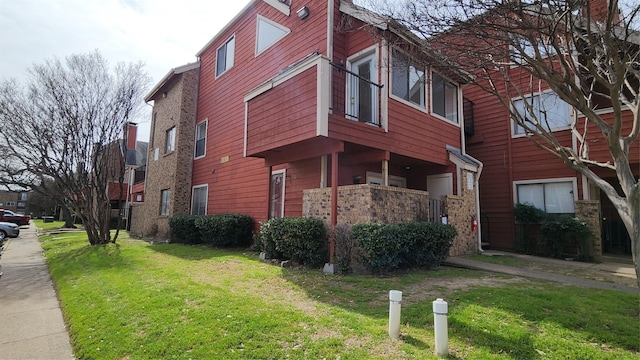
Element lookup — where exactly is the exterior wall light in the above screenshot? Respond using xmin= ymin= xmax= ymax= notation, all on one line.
xmin=297 ymin=6 xmax=309 ymax=20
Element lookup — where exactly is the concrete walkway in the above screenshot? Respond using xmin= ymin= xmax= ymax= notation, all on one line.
xmin=444 ymin=251 xmax=639 ymax=295
xmin=0 ymin=223 xmax=74 ymax=360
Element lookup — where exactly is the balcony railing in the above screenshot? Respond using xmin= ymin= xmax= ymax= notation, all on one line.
xmin=330 ymin=62 xmax=383 ymax=126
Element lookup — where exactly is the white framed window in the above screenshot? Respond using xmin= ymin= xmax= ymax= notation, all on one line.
xmin=194 ymin=120 xmax=207 ymax=158
xmin=191 ymin=185 xmax=208 ymax=216
xmin=19 ymin=193 xmax=27 ymax=201
xmin=6 ymin=201 xmax=15 ymax=207
xmin=431 ymin=71 xmax=459 ymax=123
xmin=270 ymin=170 xmax=286 ymax=218
xmin=346 ymin=46 xmax=379 ymax=125
xmin=510 ymin=34 xmax=558 ymax=65
xmin=512 ymin=91 xmax=571 ymax=135
xmin=366 ymin=172 xmax=407 ymax=188
xmin=160 ymin=189 xmax=171 ymax=216
xmin=514 ymin=178 xmax=577 ymax=213
xmin=255 ymin=15 xmax=290 ymax=56
xmin=216 ymin=35 xmax=235 ymax=77
xmin=391 ymin=49 xmax=425 ymax=109
xmin=165 ymin=127 xmax=175 ymax=153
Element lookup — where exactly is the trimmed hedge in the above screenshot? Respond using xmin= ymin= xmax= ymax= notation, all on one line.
xmin=168 ymin=215 xmax=203 ymax=244
xmin=195 ymin=214 xmax=254 ymax=247
xmin=258 ymin=217 xmax=328 ymax=267
xmin=352 ymin=222 xmax=457 ymax=273
xmin=168 ymin=214 xmax=253 ymax=247
xmin=540 ymin=215 xmax=593 ymax=260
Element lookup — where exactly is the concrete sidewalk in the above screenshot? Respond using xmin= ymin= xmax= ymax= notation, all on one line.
xmin=0 ymin=223 xmax=74 ymax=359
xmin=444 ymin=251 xmax=639 ymax=295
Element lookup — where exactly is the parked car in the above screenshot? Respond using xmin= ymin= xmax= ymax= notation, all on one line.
xmin=0 ymin=209 xmax=30 ymax=226
xmin=0 ymin=221 xmax=20 ymax=240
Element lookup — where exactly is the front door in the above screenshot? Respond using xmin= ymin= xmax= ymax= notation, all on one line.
xmin=270 ymin=170 xmax=285 ymax=218
xmin=348 ymin=55 xmax=376 ymax=123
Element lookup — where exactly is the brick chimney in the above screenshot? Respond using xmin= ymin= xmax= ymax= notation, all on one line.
xmin=582 ymin=0 xmax=620 ymax=24
xmin=124 ymin=122 xmax=138 ymax=150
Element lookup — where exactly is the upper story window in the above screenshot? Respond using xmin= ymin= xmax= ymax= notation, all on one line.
xmin=391 ymin=49 xmax=425 ymax=109
xmin=256 ymin=16 xmax=290 ymax=56
xmin=165 ymin=127 xmax=175 ymax=153
xmin=510 ymin=35 xmax=558 ymax=65
xmin=195 ymin=120 xmax=207 ymax=158
xmin=216 ymin=35 xmax=235 ymax=77
xmin=515 ymin=179 xmax=576 ymax=213
xmin=512 ymin=91 xmax=571 ymax=135
xmin=19 ymin=193 xmax=27 ymax=201
xmin=431 ymin=71 xmax=459 ymax=123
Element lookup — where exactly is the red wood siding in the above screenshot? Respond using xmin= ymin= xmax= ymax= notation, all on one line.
xmin=192 ymin=1 xmax=329 ymax=224
xmin=246 ymin=67 xmax=318 ymax=155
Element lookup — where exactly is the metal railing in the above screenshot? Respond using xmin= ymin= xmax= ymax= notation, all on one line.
xmin=329 ymin=62 xmax=383 ymax=126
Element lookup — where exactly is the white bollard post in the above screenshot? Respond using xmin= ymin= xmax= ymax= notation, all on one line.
xmin=388 ymin=290 xmax=402 ymax=339
xmin=433 ymin=298 xmax=448 ymax=357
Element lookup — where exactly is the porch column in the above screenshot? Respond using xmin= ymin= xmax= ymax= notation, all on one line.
xmin=330 ymin=151 xmax=338 ymax=263
xmin=266 ymin=165 xmax=273 ymax=220
xmin=382 ymin=159 xmax=389 ymax=186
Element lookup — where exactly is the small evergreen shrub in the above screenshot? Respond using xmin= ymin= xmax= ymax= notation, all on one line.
xmin=195 ymin=214 xmax=254 ymax=247
xmin=352 ymin=222 xmax=456 ymax=274
xmin=540 ymin=216 xmax=593 ymax=260
xmin=168 ymin=215 xmax=203 ymax=244
xmin=258 ymin=217 xmax=328 ymax=267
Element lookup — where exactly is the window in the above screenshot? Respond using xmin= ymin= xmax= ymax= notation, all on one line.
xmin=195 ymin=120 xmax=207 ymax=158
xmin=391 ymin=49 xmax=425 ymax=109
xmin=6 ymin=201 xmax=15 ymax=206
xmin=270 ymin=170 xmax=285 ymax=218
xmin=513 ymin=92 xmax=571 ymax=135
xmin=191 ymin=185 xmax=208 ymax=215
xmin=516 ymin=180 xmax=575 ymax=213
xmin=256 ymin=16 xmax=290 ymax=56
xmin=165 ymin=127 xmax=175 ymax=153
xmin=216 ymin=35 xmax=235 ymax=77
xmin=160 ymin=189 xmax=171 ymax=216
xmin=19 ymin=193 xmax=27 ymax=201
xmin=431 ymin=71 xmax=459 ymax=123
xmin=365 ymin=172 xmax=407 ymax=188
xmin=17 ymin=201 xmax=25 ymax=209
xmin=510 ymin=35 xmax=558 ymax=65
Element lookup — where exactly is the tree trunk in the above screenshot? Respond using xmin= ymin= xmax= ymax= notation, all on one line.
xmin=61 ymin=206 xmax=76 ymax=229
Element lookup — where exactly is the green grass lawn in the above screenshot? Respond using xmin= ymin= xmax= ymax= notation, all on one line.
xmin=40 ymin=232 xmax=639 ymax=359
xmin=32 ymin=219 xmax=67 ymax=231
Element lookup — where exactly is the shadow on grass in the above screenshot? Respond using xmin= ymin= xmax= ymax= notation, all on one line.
xmin=147 ymin=242 xmax=254 ymax=261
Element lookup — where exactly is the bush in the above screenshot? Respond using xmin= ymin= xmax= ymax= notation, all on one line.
xmin=514 ymin=203 xmax=547 ymax=254
xmin=353 ymin=222 xmax=456 ymax=273
xmin=195 ymin=214 xmax=254 ymax=247
xmin=540 ymin=216 xmax=593 ymax=260
xmin=258 ymin=217 xmax=328 ymax=267
xmin=333 ymin=223 xmax=354 ymax=274
xmin=168 ymin=215 xmax=203 ymax=244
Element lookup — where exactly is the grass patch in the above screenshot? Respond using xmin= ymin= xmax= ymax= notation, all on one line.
xmin=465 ymin=253 xmax=528 ymax=266
xmin=33 ymin=219 xmax=67 ymax=231
xmin=41 ymin=233 xmax=639 ymax=359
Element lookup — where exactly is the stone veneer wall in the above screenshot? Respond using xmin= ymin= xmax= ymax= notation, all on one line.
xmin=303 ymin=180 xmax=480 ymax=257
xmin=444 ymin=169 xmax=479 ymax=256
xmin=303 ymin=184 xmax=430 ymax=224
xmin=129 ymin=68 xmax=199 ymax=240
xmin=575 ymin=200 xmax=602 ymax=259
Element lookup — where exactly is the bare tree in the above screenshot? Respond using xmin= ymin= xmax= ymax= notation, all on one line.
xmin=358 ymin=0 xmax=639 ymax=283
xmin=0 ymin=51 xmax=150 ymax=245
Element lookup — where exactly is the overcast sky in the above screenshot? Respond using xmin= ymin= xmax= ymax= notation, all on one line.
xmin=0 ymin=0 xmax=253 ymax=140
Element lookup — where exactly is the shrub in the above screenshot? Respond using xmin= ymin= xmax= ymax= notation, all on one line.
xmin=514 ymin=203 xmax=547 ymax=254
xmin=353 ymin=222 xmax=456 ymax=273
xmin=195 ymin=214 xmax=254 ymax=247
xmin=168 ymin=215 xmax=203 ymax=244
xmin=540 ymin=216 xmax=593 ymax=260
xmin=258 ymin=217 xmax=328 ymax=267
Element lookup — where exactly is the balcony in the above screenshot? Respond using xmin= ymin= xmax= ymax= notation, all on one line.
xmin=244 ymin=54 xmax=383 ymax=159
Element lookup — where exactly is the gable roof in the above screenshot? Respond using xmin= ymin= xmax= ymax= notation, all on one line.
xmin=145 ymin=62 xmax=200 ymax=102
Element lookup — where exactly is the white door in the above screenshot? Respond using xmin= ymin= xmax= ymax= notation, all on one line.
xmin=348 ymin=55 xmax=376 ymax=123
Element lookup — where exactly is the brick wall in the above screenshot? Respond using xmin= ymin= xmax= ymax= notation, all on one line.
xmin=303 ymin=184 xmax=430 ymax=224
xmin=444 ymin=169 xmax=479 ymax=256
xmin=575 ymin=200 xmax=602 ymax=259
xmin=129 ymin=68 xmax=199 ymax=241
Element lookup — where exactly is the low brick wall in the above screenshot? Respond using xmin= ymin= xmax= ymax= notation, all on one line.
xmin=303 ymin=184 xmax=429 ymax=224
xmin=575 ymin=200 xmax=602 ymax=259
